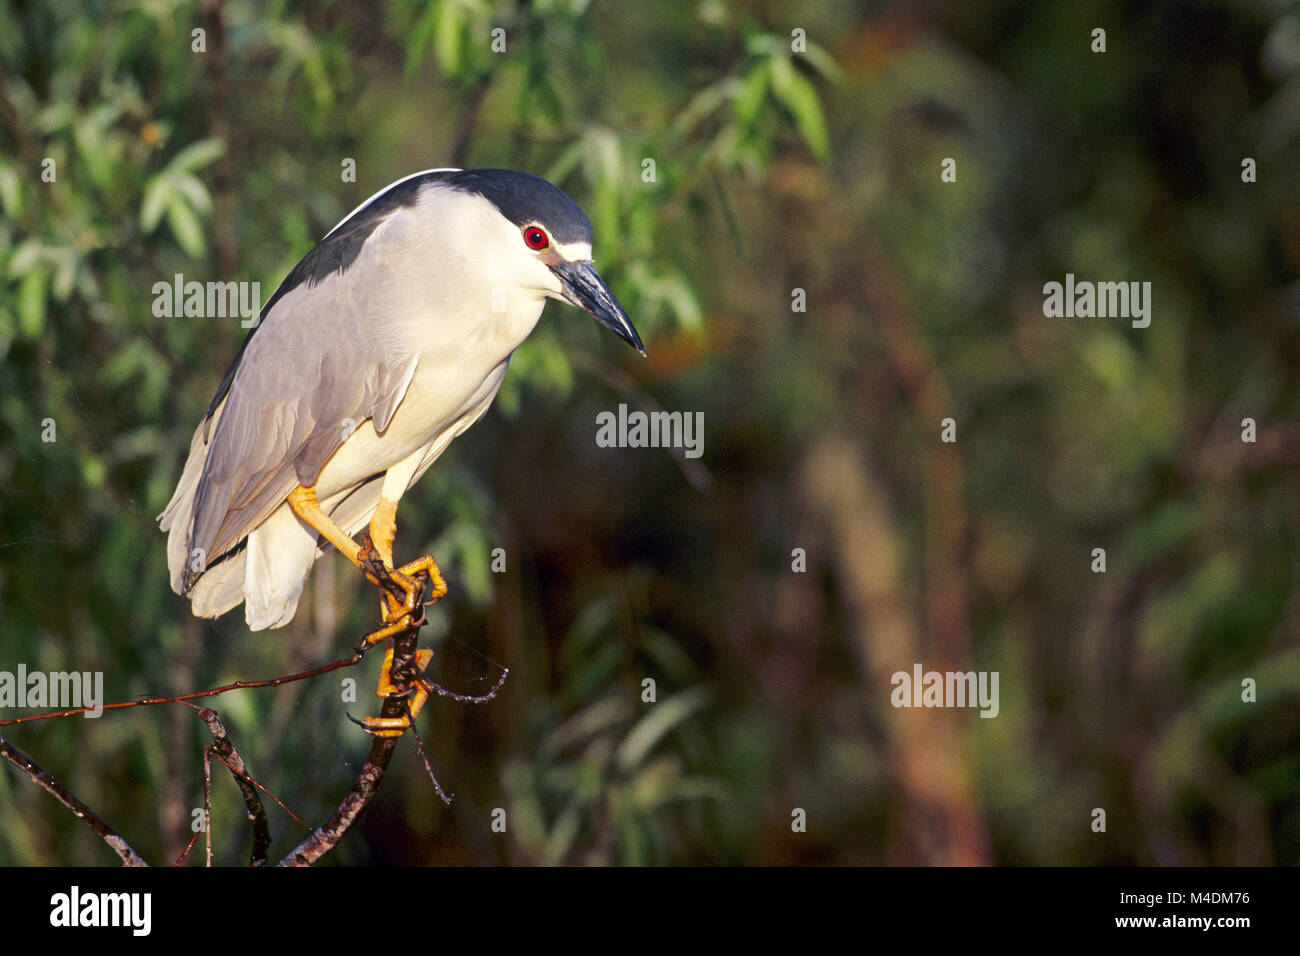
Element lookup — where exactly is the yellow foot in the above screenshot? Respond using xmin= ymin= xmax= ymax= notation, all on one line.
xmin=357 ymin=647 xmax=434 ymax=738
xmin=358 ymin=610 xmax=424 ymax=649
xmin=358 ymin=540 xmax=448 ymax=627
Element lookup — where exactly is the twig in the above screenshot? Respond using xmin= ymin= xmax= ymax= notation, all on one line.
xmin=207 ymin=751 xmax=306 ymax=828
xmin=422 ymin=668 xmax=510 ymax=703
xmin=173 ymin=828 xmax=201 ymax=867
xmin=198 ymin=707 xmax=271 ymax=867
xmin=0 ymin=649 xmax=368 ymax=727
xmin=0 ymin=735 xmax=147 ymax=867
xmin=201 ymin=723 xmax=213 ymax=866
xmin=407 ymin=706 xmax=454 ymax=805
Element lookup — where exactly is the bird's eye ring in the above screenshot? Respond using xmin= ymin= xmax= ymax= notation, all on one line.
xmin=523 ymin=226 xmax=549 ymax=250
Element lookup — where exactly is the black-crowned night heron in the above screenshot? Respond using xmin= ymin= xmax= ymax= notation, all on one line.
xmin=159 ymin=167 xmax=644 ymax=733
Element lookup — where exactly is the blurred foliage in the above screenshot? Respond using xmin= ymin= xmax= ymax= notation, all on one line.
xmin=0 ymin=0 xmax=1297 ymax=866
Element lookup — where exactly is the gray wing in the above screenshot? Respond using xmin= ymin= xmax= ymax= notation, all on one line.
xmin=182 ymin=268 xmax=418 ymax=591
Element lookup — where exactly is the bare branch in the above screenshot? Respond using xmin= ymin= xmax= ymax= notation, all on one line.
xmin=2 ymin=547 xmax=490 ymax=867
xmin=199 ymin=707 xmax=272 ymax=867
xmin=0 ymin=735 xmax=147 ymax=867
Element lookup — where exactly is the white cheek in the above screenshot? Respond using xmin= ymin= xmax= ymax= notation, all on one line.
xmin=482 ymin=253 xmax=558 ymax=306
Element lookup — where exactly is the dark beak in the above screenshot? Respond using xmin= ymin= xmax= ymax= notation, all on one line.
xmin=551 ymin=260 xmax=646 ymax=356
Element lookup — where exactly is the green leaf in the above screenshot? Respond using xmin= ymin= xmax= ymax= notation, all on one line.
xmin=770 ymin=54 xmax=830 ymax=160
xmin=799 ymin=40 xmax=846 ymax=83
xmin=435 ymin=0 xmax=464 ymax=76
xmin=34 ymin=101 xmax=74 ymax=135
xmin=139 ymin=176 xmax=171 ymax=232
xmin=0 ymin=163 xmax=22 ymax=218
xmin=543 ymin=140 xmax=585 ymax=187
xmin=18 ymin=266 xmax=47 ymax=338
xmin=172 ymin=172 xmax=213 ymax=216
xmin=7 ymin=239 xmax=44 ymax=278
xmin=652 ymin=271 xmax=703 ymax=330
xmin=744 ymin=31 xmax=781 ymax=58
xmin=542 ymin=695 xmax=628 ymax=760
xmin=615 ymin=687 xmax=709 ymax=773
xmin=405 ymin=1 xmax=440 ymax=77
xmin=165 ymin=197 xmax=206 ymax=258
xmin=430 ymin=520 xmax=494 ymax=605
xmin=52 ymin=249 xmax=78 ymax=301
xmin=169 ymin=137 xmax=225 ymax=173
xmin=81 ymin=453 xmax=106 ymax=488
xmin=734 ymin=62 xmax=769 ymax=129
xmin=673 ymin=78 xmax=735 ymax=138
xmin=1117 ymin=499 xmax=1200 ymax=568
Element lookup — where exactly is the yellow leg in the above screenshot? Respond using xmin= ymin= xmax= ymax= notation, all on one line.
xmin=289 ymin=483 xmax=448 ymax=737
xmin=369 ymin=497 xmax=398 ymax=568
xmin=287 ymin=484 xmax=445 ymax=612
xmin=363 ymin=495 xmax=448 ymax=623
xmin=287 ymin=484 xmax=364 ymax=568
xmin=368 ymin=496 xmax=403 ymax=621
xmin=362 ymin=647 xmax=435 ymax=738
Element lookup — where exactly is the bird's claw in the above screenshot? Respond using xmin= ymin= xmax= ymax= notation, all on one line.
xmin=347 ymin=647 xmax=434 ymax=738
xmin=358 ymin=532 xmax=444 ymax=625
xmin=360 ymin=612 xmax=424 ymax=648
xmin=353 ymin=532 xmax=445 ymax=736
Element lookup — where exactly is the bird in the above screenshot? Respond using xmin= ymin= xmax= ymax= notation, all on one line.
xmin=159 ymin=167 xmax=645 ymax=733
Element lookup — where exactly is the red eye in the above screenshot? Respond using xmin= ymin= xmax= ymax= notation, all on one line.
xmin=523 ymin=226 xmax=549 ymax=250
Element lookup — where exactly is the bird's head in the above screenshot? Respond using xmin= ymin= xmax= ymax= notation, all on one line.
xmin=442 ymin=169 xmax=646 ymax=355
